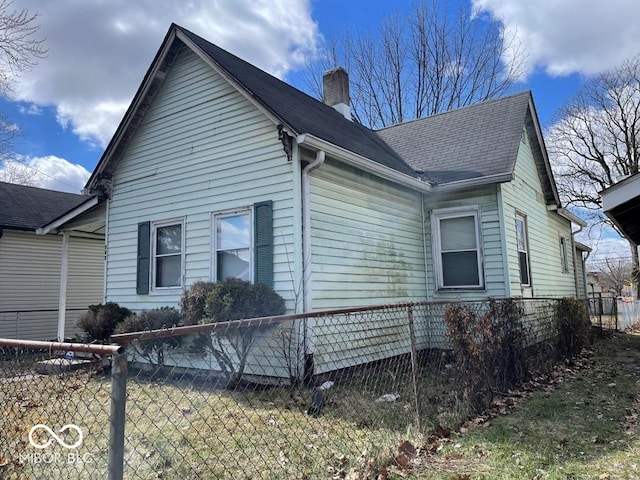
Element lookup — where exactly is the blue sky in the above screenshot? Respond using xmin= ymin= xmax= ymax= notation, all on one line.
xmin=2 ymin=0 xmax=639 ymax=263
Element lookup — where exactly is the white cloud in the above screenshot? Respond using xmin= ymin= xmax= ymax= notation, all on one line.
xmin=14 ymin=0 xmax=320 ymax=147
xmin=472 ymin=0 xmax=640 ymax=79
xmin=0 ymin=156 xmax=90 ymax=193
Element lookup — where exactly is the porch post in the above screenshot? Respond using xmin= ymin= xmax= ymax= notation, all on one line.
xmin=57 ymin=232 xmax=70 ymax=341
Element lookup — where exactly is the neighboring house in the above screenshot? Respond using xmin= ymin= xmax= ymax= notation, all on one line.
xmin=0 ymin=182 xmax=104 ymax=340
xmin=47 ymin=24 xmax=588 ymax=374
xmin=601 ymin=172 xmax=640 ymax=246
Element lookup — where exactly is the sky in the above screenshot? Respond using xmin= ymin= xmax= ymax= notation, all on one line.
xmin=2 ymin=0 xmax=640 ymax=266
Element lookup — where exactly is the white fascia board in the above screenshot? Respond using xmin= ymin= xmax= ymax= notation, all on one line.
xmin=546 ymin=205 xmax=587 ymax=228
xmin=296 ymin=134 xmax=432 ymax=194
xmin=601 ymin=173 xmax=640 ymax=212
xmin=36 ymin=196 xmax=101 ymax=235
xmin=432 ymin=172 xmax=514 ymax=192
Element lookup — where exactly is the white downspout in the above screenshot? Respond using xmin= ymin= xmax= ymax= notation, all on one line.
xmin=302 ymin=150 xmax=325 ymax=312
xmin=57 ymin=231 xmax=70 ymax=341
xmin=301 ymin=149 xmax=325 ymax=384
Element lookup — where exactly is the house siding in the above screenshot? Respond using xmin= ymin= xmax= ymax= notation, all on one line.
xmin=423 ymin=185 xmax=507 ymax=300
xmin=0 ymin=230 xmax=103 ymax=340
xmin=105 ymin=47 xmax=295 ymax=311
xmin=308 ymin=158 xmax=427 ymax=310
xmin=500 ymin=132 xmax=577 ymax=298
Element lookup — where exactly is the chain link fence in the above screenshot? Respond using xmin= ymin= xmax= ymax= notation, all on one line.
xmin=1 ymin=297 xmax=591 ymax=479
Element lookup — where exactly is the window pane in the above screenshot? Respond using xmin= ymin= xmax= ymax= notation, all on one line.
xmin=157 ymin=225 xmax=181 ymax=255
xmin=442 ymin=251 xmax=479 ymax=286
xmin=519 ymin=252 xmax=530 ymax=284
xmin=440 ymin=216 xmax=476 ymax=250
xmin=516 ymin=218 xmax=526 ymax=251
xmin=217 ymin=249 xmax=250 ymax=281
xmin=156 ymin=256 xmax=181 ymax=287
xmin=217 ymin=214 xmax=250 ymax=250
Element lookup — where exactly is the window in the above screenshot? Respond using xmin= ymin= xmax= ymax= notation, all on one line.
xmin=214 ymin=210 xmax=251 ymax=282
xmin=559 ymin=236 xmax=569 ymax=272
xmin=432 ymin=207 xmax=483 ymax=289
xmin=151 ymin=220 xmax=184 ymax=290
xmin=211 ymin=200 xmax=273 ymax=287
xmin=515 ymin=214 xmax=530 ymax=285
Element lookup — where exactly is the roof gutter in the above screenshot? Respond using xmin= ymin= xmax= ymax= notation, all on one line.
xmin=547 ymin=205 xmax=587 ymax=228
xmin=432 ymin=172 xmax=514 ymax=192
xmin=296 ymin=134 xmax=432 ymax=194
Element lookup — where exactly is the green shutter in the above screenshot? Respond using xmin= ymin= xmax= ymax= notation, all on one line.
xmin=137 ymin=221 xmax=151 ymax=294
xmin=253 ymin=200 xmax=273 ymax=288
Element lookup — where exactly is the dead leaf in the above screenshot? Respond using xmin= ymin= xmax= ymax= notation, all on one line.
xmin=398 ymin=440 xmax=416 ymax=458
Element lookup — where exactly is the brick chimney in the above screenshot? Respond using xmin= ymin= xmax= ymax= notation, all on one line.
xmin=323 ymin=67 xmax=351 ymax=120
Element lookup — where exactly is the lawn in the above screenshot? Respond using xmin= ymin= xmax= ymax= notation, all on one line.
xmin=2 ymin=332 xmax=638 ymax=479
xmin=395 ymin=331 xmax=640 ymax=480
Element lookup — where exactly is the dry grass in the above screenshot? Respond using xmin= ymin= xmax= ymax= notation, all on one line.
xmin=402 ymin=331 xmax=640 ymax=480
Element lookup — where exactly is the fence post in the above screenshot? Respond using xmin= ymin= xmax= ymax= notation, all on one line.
xmin=407 ymin=306 xmax=421 ymax=431
xmin=108 ymin=352 xmax=128 ymax=480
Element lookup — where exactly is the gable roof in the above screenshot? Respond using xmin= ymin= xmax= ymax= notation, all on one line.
xmin=87 ymin=24 xmax=415 ymax=191
xmin=0 ymin=181 xmax=93 ymax=231
xmin=85 ymin=24 xmax=560 ymax=206
xmin=376 ymin=92 xmax=559 ymax=202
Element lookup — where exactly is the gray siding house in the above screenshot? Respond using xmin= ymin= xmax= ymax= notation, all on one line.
xmin=0 ymin=182 xmax=104 ymax=340
xmin=48 ymin=25 xmax=590 ymax=377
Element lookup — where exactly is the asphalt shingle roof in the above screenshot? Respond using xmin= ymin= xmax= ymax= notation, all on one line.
xmin=376 ymin=92 xmax=532 ymax=184
xmin=0 ymin=182 xmax=91 ymax=231
xmin=177 ymin=25 xmax=416 ymax=177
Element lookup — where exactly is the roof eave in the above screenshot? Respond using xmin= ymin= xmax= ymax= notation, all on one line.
xmin=37 ymin=196 xmax=102 ymax=235
xmin=432 ymin=172 xmax=514 ymax=192
xmin=297 ymin=133 xmax=432 ymax=193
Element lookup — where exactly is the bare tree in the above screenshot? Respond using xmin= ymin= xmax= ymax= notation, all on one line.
xmin=596 ymin=258 xmax=634 ymax=298
xmin=301 ymin=0 xmax=525 ymax=128
xmin=548 ymin=54 xmax=640 ymax=296
xmin=0 ymin=0 xmax=46 ymax=182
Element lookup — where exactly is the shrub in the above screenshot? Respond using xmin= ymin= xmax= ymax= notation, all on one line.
xmin=444 ymin=299 xmax=526 ymax=413
xmin=180 ymin=281 xmax=217 ymax=325
xmin=181 ymin=279 xmax=286 ymax=387
xmin=555 ymin=297 xmax=591 ymax=358
xmin=115 ymin=307 xmax=182 ymax=366
xmin=76 ymin=302 xmax=132 ymax=343
xmin=204 ymin=278 xmax=286 ymax=321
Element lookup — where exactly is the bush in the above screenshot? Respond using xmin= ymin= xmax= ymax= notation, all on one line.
xmin=204 ymin=278 xmax=286 ymax=321
xmin=181 ymin=279 xmax=286 ymax=387
xmin=76 ymin=302 xmax=132 ymax=343
xmin=180 ymin=281 xmax=217 ymax=325
xmin=444 ymin=299 xmax=526 ymax=413
xmin=556 ymin=297 xmax=591 ymax=358
xmin=115 ymin=307 xmax=182 ymax=366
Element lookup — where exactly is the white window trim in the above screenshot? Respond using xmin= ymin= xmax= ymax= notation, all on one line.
xmin=150 ymin=217 xmax=185 ymax=295
xmin=516 ymin=213 xmax=531 ymax=287
xmin=211 ymin=207 xmax=253 ymax=283
xmin=431 ymin=206 xmax=484 ymax=290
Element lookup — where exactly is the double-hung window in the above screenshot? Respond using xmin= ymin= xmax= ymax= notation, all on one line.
xmin=432 ymin=207 xmax=483 ymax=289
xmin=559 ymin=236 xmax=569 ymax=273
xmin=136 ymin=219 xmax=184 ymax=294
xmin=213 ymin=209 xmax=252 ymax=282
xmin=515 ymin=213 xmax=530 ymax=285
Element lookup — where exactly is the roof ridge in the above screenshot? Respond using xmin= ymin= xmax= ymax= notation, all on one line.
xmin=375 ymin=90 xmax=532 ymax=132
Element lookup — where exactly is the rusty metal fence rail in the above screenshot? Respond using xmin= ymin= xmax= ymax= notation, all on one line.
xmin=0 ymin=298 xmax=592 ymax=479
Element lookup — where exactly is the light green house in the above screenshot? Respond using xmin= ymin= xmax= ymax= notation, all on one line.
xmin=47 ymin=24 xmax=589 ymax=376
